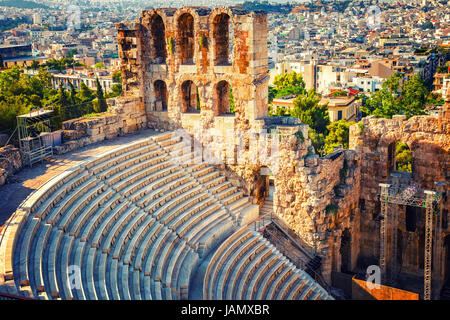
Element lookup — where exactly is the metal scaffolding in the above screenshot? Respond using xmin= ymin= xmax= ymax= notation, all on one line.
xmin=17 ymin=109 xmax=54 ymax=167
xmin=379 ymin=183 xmax=444 ymax=300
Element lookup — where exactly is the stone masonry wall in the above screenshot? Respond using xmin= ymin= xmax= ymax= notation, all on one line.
xmin=0 ymin=145 xmax=22 ymax=186
xmin=55 ymin=96 xmax=147 ymax=154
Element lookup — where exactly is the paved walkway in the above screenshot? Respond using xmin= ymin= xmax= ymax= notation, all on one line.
xmin=0 ymin=129 xmax=157 ymax=228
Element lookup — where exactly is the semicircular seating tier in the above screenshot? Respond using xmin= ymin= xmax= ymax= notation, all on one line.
xmin=0 ymin=132 xmax=333 ymax=300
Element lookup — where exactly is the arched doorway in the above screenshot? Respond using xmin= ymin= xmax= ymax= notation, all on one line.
xmin=215 ymin=80 xmax=234 ymax=115
xmin=181 ymin=80 xmax=199 ymax=113
xmin=213 ymin=13 xmax=233 ymax=65
xmin=340 ymin=229 xmax=352 ymax=274
xmin=154 ymin=80 xmax=168 ymax=111
xmin=178 ymin=13 xmax=194 ymax=65
xmin=150 ymin=14 xmax=166 ymax=63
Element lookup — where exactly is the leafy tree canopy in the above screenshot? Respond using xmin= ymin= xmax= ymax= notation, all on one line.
xmin=323 ymin=120 xmax=355 ymax=155
xmin=361 ymin=73 xmax=428 ymax=119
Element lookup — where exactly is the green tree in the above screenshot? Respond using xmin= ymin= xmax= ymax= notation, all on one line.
xmin=94 ymin=62 xmax=105 ymax=69
xmin=399 ymin=74 xmax=428 ymax=118
xmin=105 ymin=83 xmax=123 ymax=99
xmin=229 ymin=88 xmax=235 ymax=113
xmin=76 ymin=82 xmax=94 ymax=114
xmin=395 ymin=142 xmax=412 ymax=172
xmin=291 ymin=89 xmax=330 ymax=134
xmin=362 ymin=73 xmax=429 ymax=119
xmin=30 ymin=60 xmax=40 ymax=70
xmin=94 ymin=78 xmax=108 ymax=113
xmin=272 ymin=71 xmax=307 ymax=98
xmin=323 ymin=120 xmax=355 ymax=154
xmin=112 ymin=70 xmax=122 ymax=83
xmin=308 ymin=128 xmax=326 ymax=155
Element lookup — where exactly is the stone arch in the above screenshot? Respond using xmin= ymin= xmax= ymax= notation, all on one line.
xmin=214 ymin=80 xmax=234 ymax=116
xmin=181 ymin=80 xmax=199 ymax=113
xmin=149 ymin=14 xmax=166 ymax=63
xmin=177 ymin=12 xmax=195 ymax=65
xmin=154 ymin=80 xmax=168 ymax=111
xmin=212 ymin=12 xmax=233 ymax=65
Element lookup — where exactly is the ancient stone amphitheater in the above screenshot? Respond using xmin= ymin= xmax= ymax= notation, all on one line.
xmin=0 ymin=132 xmax=332 ymax=300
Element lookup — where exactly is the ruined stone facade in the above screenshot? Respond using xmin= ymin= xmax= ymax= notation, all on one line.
xmin=117 ymin=7 xmax=268 ymax=133
xmin=350 ymin=113 xmax=449 ymax=295
xmin=113 ymin=7 xmax=450 ymax=291
xmin=47 ymin=6 xmax=450 ymax=294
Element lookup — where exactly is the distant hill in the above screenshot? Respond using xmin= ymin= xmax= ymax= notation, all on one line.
xmin=0 ymin=0 xmax=48 ymax=9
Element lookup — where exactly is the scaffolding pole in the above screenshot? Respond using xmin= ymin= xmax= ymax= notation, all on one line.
xmin=378 ymin=182 xmax=444 ymax=299
xmin=391 ymin=205 xmax=398 ymax=283
xmin=433 ymin=182 xmax=446 ymax=298
xmin=379 ymin=183 xmax=390 ymax=283
xmin=424 ymin=190 xmax=435 ymax=301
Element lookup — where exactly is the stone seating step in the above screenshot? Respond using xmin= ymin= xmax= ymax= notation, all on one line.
xmin=15 ymin=217 xmax=40 ymax=288
xmin=233 ymin=247 xmax=273 ymax=300
xmin=82 ymin=246 xmax=98 ymax=300
xmin=78 ymin=193 xmax=122 ymax=242
xmin=273 ymin=272 xmax=300 ymax=300
xmin=33 ymin=171 xmax=89 ymax=220
xmin=264 ymin=266 xmax=292 ymax=300
xmin=57 ymin=235 xmax=75 ymax=300
xmin=44 ymin=229 xmax=63 ymax=300
xmin=254 ymin=259 xmax=286 ymax=300
xmin=69 ymin=240 xmax=86 ymax=300
xmin=106 ymin=257 xmax=120 ymax=300
xmin=45 ymin=176 xmax=99 ymax=226
xmin=213 ymin=236 xmax=260 ymax=300
xmin=104 ymin=154 xmax=168 ymax=187
xmin=118 ymin=263 xmax=131 ymax=300
xmin=89 ymin=200 xmax=129 ymax=248
xmin=29 ymin=223 xmax=51 ymax=297
xmin=244 ymin=253 xmax=279 ymax=300
xmin=121 ymin=215 xmax=155 ymax=266
xmin=133 ymin=222 xmax=164 ymax=272
xmin=94 ymin=251 xmax=109 ymax=300
xmin=202 ymin=227 xmax=249 ymax=299
xmin=225 ymin=241 xmax=267 ymax=300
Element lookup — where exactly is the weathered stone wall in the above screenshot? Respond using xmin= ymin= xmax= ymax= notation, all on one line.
xmin=270 ymin=126 xmax=361 ymax=283
xmin=117 ymin=7 xmax=268 ymax=134
xmin=349 ymin=113 xmax=449 ymax=279
xmin=0 ymin=145 xmax=22 ymax=186
xmin=55 ymin=96 xmax=147 ymax=154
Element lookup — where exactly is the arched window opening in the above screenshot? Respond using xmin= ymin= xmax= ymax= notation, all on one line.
xmin=151 ymin=15 xmax=166 ymax=63
xmin=340 ymin=228 xmax=352 ymax=274
xmin=395 ymin=142 xmax=412 ymax=173
xmin=388 ymin=141 xmax=412 ymax=174
xmin=215 ymin=80 xmax=234 ymax=115
xmin=213 ymin=13 xmax=233 ymax=65
xmin=181 ymin=80 xmax=199 ymax=113
xmin=154 ymin=80 xmax=168 ymax=111
xmin=388 ymin=142 xmax=396 ymax=173
xmin=178 ymin=13 xmax=195 ymax=65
